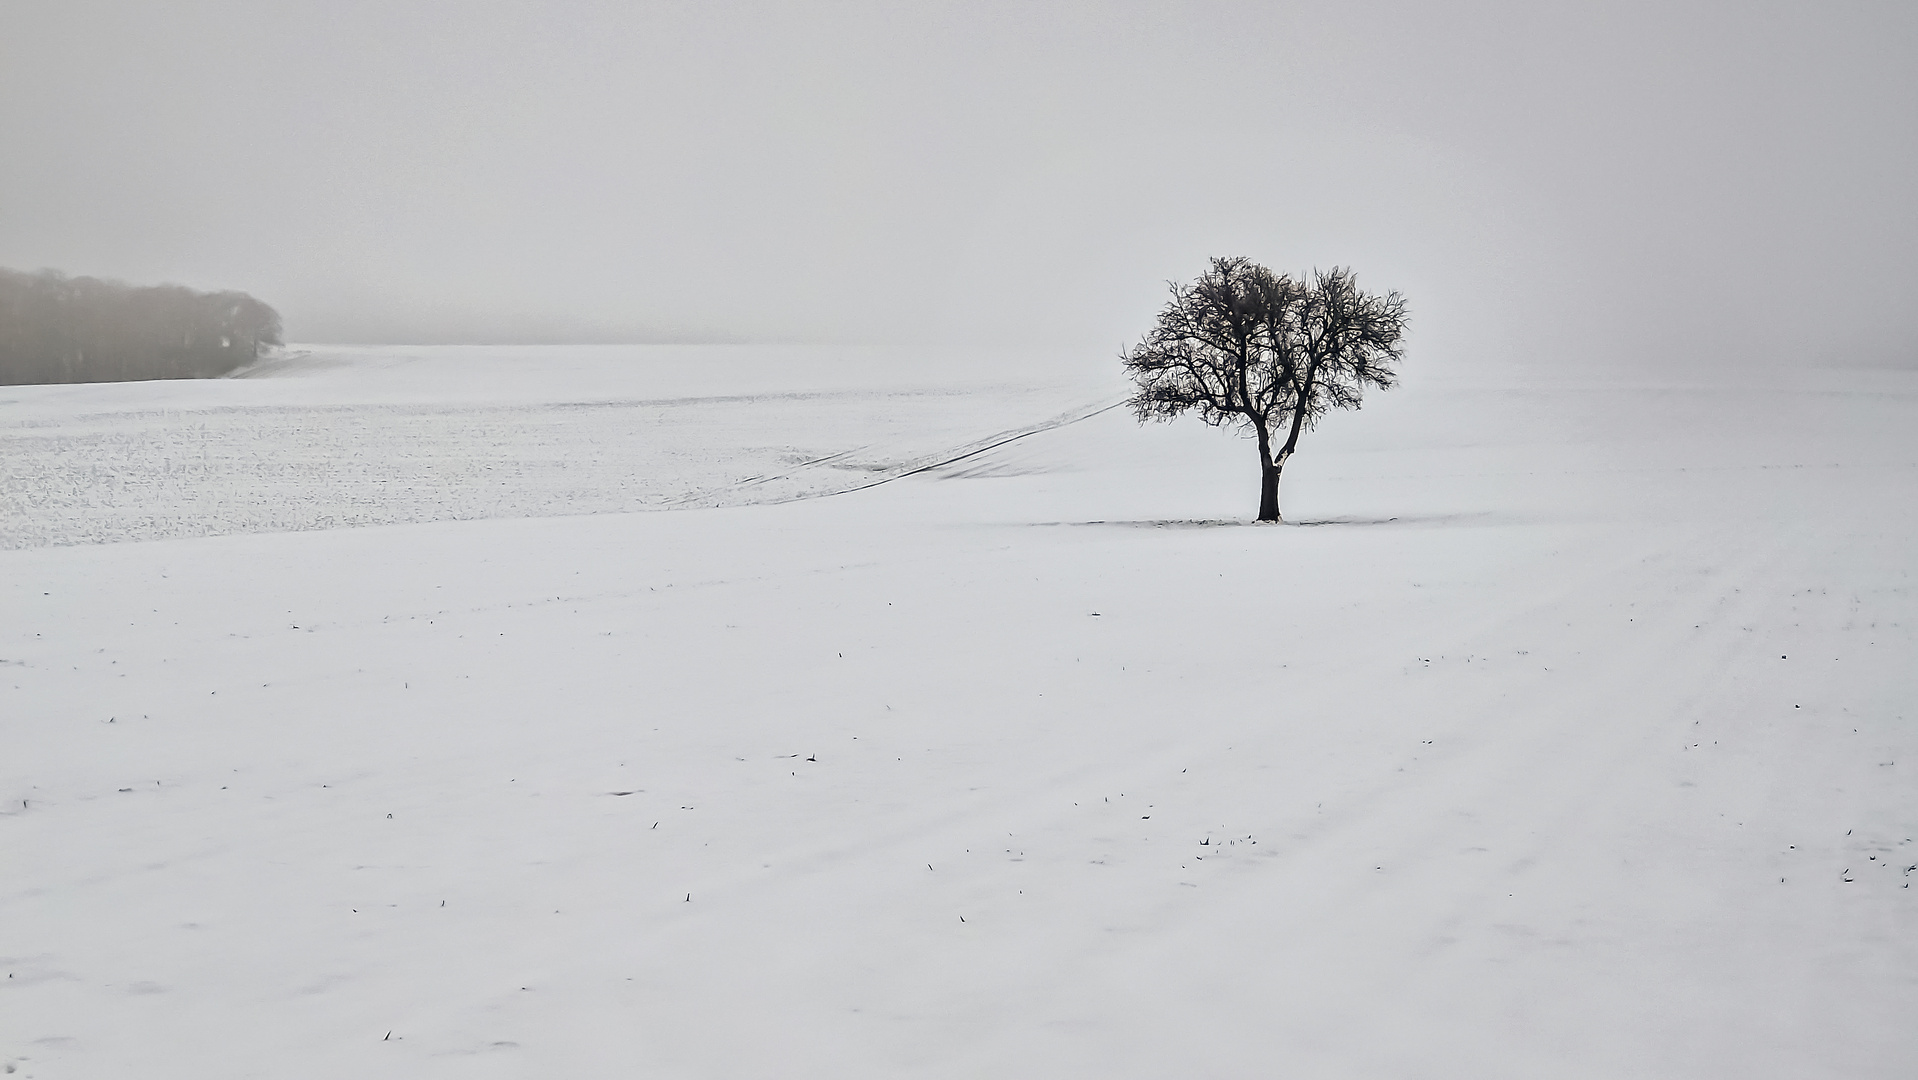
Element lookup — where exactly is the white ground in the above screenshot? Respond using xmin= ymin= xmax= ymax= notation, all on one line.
xmin=0 ymin=345 xmax=1113 ymax=549
xmin=3 ymin=346 xmax=1914 ymax=1078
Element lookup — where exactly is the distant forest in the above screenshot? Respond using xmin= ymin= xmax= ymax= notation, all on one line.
xmin=0 ymin=268 xmax=282 ymax=385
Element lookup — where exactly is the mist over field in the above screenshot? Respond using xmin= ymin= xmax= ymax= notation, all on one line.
xmin=3 ymin=3 xmax=1916 ymax=1078
xmin=4 ymin=1 xmax=1915 ymax=370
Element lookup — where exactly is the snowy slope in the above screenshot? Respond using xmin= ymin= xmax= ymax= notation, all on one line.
xmin=0 ymin=344 xmax=1118 ymax=548
xmin=3 ymin=348 xmax=1915 ymax=1079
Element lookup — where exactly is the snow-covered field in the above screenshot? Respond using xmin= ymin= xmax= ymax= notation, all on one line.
xmin=3 ymin=346 xmax=1915 ymax=1078
xmin=0 ymin=345 xmax=1115 ymax=549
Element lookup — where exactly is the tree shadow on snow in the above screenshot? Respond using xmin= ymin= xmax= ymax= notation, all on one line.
xmin=1289 ymin=512 xmax=1503 ymax=527
xmin=1033 ymin=512 xmax=1503 ymax=529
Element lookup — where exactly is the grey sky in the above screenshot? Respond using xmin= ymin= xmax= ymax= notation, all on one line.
xmin=3 ymin=1 xmax=1913 ymax=366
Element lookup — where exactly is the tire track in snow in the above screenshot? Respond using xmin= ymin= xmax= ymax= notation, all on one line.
xmin=806 ymin=398 xmax=1130 ymax=499
xmin=989 ymin=524 xmax=1906 ymax=1078
xmin=1 ymin=388 xmax=1119 ymax=548
xmin=662 ymin=395 xmax=1127 ymax=510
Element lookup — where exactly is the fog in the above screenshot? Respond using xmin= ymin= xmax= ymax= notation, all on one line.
xmin=3 ymin=1 xmax=1913 ymax=370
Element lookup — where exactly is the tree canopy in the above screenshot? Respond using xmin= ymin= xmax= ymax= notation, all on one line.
xmin=0 ymin=268 xmax=282 ymax=385
xmin=1123 ymin=257 xmax=1407 ymax=521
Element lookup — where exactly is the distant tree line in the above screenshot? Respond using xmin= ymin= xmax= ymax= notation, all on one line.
xmin=0 ymin=268 xmax=282 ymax=385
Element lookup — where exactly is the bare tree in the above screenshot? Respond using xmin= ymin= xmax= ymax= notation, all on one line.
xmin=1123 ymin=257 xmax=1407 ymax=521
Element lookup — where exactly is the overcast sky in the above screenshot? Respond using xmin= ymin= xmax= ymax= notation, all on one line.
xmin=3 ymin=1 xmax=1913 ymax=368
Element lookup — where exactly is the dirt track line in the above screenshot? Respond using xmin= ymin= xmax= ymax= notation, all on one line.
xmin=807 ymin=397 xmax=1129 ymax=501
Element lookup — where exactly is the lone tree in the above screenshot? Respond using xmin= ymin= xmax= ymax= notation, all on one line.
xmin=1122 ymin=256 xmax=1407 ymax=521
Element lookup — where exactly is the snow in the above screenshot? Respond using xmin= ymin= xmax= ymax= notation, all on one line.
xmin=0 ymin=345 xmax=1114 ymax=549
xmin=3 ymin=346 xmax=1915 ymax=1078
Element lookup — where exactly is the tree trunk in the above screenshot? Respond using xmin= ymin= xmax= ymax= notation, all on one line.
xmin=1266 ymin=389 xmax=1312 ymax=524
xmin=1254 ymin=422 xmax=1280 ymax=522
